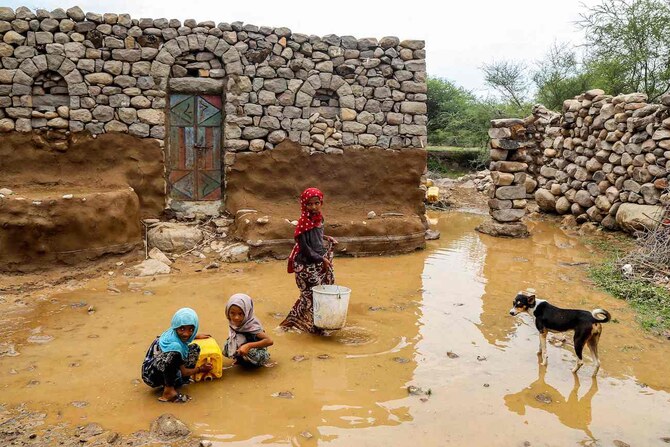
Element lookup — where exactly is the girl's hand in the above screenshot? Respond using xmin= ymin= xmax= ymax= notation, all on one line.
xmin=322 ymin=257 xmax=332 ymax=270
xmin=236 ymin=344 xmax=251 ymax=357
xmin=195 ymin=334 xmax=211 ymax=339
xmin=326 ymin=236 xmax=339 ymax=245
xmin=198 ymin=362 xmax=213 ymax=373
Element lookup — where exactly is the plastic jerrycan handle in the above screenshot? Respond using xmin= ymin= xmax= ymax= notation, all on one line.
xmin=203 ymin=355 xmax=212 ymax=381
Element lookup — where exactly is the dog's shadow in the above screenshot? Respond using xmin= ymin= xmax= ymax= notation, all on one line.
xmin=504 ymin=365 xmax=598 ymax=439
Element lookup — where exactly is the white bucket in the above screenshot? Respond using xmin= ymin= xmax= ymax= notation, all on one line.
xmin=312 ymin=285 xmax=351 ymax=330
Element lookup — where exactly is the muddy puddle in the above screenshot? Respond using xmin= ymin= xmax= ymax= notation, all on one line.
xmin=1 ymin=211 xmax=669 ymax=446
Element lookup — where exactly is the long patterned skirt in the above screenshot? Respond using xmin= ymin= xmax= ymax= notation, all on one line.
xmin=280 ymin=247 xmax=334 ymax=334
xmin=141 ymin=339 xmax=200 ymax=388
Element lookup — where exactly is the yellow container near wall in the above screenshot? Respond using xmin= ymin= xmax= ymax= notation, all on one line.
xmin=192 ymin=337 xmax=223 ymax=381
xmin=426 ymin=186 xmax=440 ymax=203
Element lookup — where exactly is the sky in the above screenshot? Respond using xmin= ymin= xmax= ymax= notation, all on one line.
xmin=7 ymin=0 xmax=602 ymax=96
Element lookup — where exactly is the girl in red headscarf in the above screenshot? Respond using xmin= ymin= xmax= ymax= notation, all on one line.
xmin=280 ymin=187 xmax=337 ymax=334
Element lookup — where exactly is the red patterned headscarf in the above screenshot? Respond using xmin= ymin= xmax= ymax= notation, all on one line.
xmin=287 ymin=187 xmax=324 ymax=273
xmin=294 ymin=187 xmax=324 ymax=238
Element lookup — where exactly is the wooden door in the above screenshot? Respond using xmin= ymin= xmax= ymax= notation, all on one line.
xmin=167 ymin=94 xmax=222 ymax=201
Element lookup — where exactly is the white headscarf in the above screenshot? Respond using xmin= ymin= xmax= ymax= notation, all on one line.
xmin=225 ymin=293 xmax=264 ymax=356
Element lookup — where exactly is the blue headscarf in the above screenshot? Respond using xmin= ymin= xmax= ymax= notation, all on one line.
xmin=158 ymin=308 xmax=199 ymax=360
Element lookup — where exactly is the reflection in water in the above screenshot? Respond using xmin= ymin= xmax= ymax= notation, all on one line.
xmin=476 ymin=220 xmax=596 ymax=349
xmin=505 ymin=365 xmax=598 ymax=439
xmin=0 ymin=246 xmax=430 ymax=444
xmin=1 ymin=212 xmax=670 ymax=446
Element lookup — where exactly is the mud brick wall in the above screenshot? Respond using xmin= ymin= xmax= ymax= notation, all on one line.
xmin=487 ymin=91 xmax=670 ymax=231
xmin=0 ymin=6 xmax=427 ymax=158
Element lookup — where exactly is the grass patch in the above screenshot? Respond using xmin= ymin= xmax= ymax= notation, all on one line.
xmin=588 ymin=259 xmax=670 ymax=332
xmin=585 ymin=235 xmax=670 ymax=333
xmin=426 ymin=146 xmax=490 ymax=176
xmin=427 ymin=146 xmax=480 ymax=153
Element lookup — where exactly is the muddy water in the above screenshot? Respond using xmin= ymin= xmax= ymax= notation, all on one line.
xmin=1 ymin=211 xmax=670 ymax=446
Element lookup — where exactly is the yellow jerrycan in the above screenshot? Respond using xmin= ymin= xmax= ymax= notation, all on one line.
xmin=192 ymin=337 xmax=223 ymax=381
xmin=426 ymin=186 xmax=440 ymax=203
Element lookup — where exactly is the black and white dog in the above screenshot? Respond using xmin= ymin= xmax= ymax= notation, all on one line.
xmin=509 ymin=290 xmax=611 ymax=376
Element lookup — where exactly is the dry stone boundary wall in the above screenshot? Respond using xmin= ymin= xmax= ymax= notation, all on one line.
xmin=0 ymin=6 xmax=427 ymax=160
xmin=486 ymin=90 xmax=670 ymax=233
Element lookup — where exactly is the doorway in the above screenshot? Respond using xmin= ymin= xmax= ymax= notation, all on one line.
xmin=167 ymin=94 xmax=223 ymax=206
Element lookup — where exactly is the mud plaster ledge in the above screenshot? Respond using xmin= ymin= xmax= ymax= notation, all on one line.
xmin=226 ymin=141 xmax=427 ymax=257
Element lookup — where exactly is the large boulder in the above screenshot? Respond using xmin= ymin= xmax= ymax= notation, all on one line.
xmin=475 ymin=219 xmax=529 ymax=238
xmin=150 ymin=414 xmax=190 ymax=440
xmin=219 ymin=243 xmax=250 ymax=262
xmin=615 ymin=203 xmax=663 ymax=233
xmin=555 ymin=196 xmax=571 ymax=214
xmin=148 ymin=223 xmax=204 ymax=253
xmin=534 ymin=188 xmax=556 ymax=212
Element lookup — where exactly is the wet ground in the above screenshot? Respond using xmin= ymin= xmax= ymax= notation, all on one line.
xmin=1 ymin=211 xmax=670 ymax=446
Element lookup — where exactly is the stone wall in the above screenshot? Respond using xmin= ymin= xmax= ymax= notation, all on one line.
xmin=486 ymin=90 xmax=670 ymax=233
xmin=0 ymin=6 xmax=427 ymax=156
xmin=475 ymin=118 xmax=533 ymax=238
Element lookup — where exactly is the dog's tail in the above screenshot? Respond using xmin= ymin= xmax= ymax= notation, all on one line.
xmin=591 ymin=308 xmax=611 ymax=323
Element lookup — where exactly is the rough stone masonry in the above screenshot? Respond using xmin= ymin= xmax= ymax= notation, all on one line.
xmin=0 ymin=6 xmax=427 ymax=155
xmin=484 ymin=89 xmax=670 ymax=236
xmin=0 ymin=6 xmax=429 ymax=270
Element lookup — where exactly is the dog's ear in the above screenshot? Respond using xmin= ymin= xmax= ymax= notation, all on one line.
xmin=527 ymin=294 xmax=536 ymax=306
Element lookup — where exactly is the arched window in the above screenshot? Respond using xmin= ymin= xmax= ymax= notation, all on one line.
xmin=311 ymin=88 xmax=339 ymax=119
xmin=32 ymin=71 xmax=69 ymax=109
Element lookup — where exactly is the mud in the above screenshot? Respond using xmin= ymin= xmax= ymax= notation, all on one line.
xmin=226 ymin=141 xmax=426 ymax=216
xmin=0 ymin=131 xmax=165 ymax=217
xmin=227 ymin=142 xmax=428 ymax=257
xmin=0 ymin=131 xmax=164 ymax=271
xmin=1 ymin=211 xmax=669 ymax=446
xmin=0 ymin=186 xmax=141 ymax=271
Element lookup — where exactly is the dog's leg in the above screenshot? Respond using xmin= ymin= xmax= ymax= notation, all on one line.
xmin=572 ymin=329 xmax=589 ymax=374
xmin=587 ymin=329 xmax=601 ymax=377
xmin=539 ymin=331 xmax=548 ymax=366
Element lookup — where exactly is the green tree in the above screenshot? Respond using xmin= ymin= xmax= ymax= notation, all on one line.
xmin=533 ymin=42 xmax=593 ymax=110
xmin=427 ymin=77 xmax=489 ymax=147
xmin=481 ymin=60 xmax=530 ymax=111
xmin=579 ymin=0 xmax=670 ymax=100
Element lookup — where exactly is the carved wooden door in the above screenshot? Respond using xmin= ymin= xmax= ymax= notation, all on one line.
xmin=167 ymin=94 xmax=222 ymax=201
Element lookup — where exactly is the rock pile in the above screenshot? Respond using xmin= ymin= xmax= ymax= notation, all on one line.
xmin=476 ymin=118 xmax=534 ymax=238
xmin=484 ymin=90 xmax=670 ymax=234
xmin=458 ymin=170 xmax=492 ymax=193
xmin=531 ymin=90 xmax=670 ymax=230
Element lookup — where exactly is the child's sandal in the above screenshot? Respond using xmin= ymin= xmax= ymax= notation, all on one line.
xmin=158 ymin=393 xmax=191 ymax=403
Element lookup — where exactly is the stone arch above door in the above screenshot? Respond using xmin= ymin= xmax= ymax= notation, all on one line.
xmin=150 ymin=35 xmax=242 ymax=91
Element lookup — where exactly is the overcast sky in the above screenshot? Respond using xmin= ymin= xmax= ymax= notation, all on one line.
xmin=7 ymin=0 xmax=602 ymax=95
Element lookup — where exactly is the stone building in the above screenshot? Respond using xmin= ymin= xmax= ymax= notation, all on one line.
xmin=0 ymin=6 xmax=428 ymax=270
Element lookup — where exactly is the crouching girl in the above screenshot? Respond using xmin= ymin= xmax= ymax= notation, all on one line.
xmin=225 ymin=294 xmax=273 ymax=367
xmin=141 ymin=307 xmax=212 ymax=402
